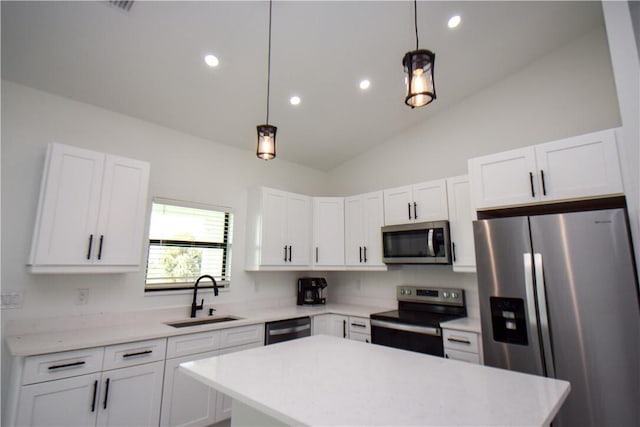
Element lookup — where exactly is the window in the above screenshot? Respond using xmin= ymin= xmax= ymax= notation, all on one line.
xmin=145 ymin=198 xmax=233 ymax=292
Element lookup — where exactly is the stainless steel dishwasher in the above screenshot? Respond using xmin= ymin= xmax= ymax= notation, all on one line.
xmin=265 ymin=316 xmax=311 ymax=345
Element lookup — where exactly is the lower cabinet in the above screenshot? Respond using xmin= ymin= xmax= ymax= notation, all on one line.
xmin=312 ymin=314 xmax=348 ymax=338
xmin=15 ymin=339 xmax=166 ymax=427
xmin=442 ymin=329 xmax=482 ymax=364
xmin=347 ymin=316 xmax=371 ymax=343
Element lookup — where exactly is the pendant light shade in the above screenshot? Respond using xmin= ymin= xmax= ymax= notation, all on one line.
xmin=403 ymin=0 xmax=436 ymax=108
xmin=403 ymin=49 xmax=436 ymax=108
xmin=256 ymin=0 xmax=277 ymax=160
xmin=257 ymin=124 xmax=277 ymax=160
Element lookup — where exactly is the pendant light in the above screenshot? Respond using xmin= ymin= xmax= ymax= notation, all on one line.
xmin=257 ymin=0 xmax=277 ymax=160
xmin=403 ymin=0 xmax=436 ymax=108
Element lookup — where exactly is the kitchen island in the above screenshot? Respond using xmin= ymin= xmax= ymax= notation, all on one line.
xmin=180 ymin=335 xmax=570 ymax=426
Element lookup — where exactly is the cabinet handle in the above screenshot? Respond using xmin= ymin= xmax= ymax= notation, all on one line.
xmin=540 ymin=170 xmax=547 ymax=196
xmin=408 ymin=203 xmax=412 ymax=220
xmin=87 ymin=234 xmax=94 ymax=260
xmin=288 ymin=245 xmax=292 ymax=262
xmin=315 ymin=247 xmax=318 ymax=263
xmin=122 ymin=349 xmax=152 ymax=359
xmin=48 ymin=361 xmax=86 ymax=371
xmin=452 ymin=242 xmax=457 ymax=262
xmin=351 ymin=323 xmax=367 ymax=328
xmin=90 ymin=380 xmax=98 ymax=412
xmin=97 ymin=235 xmax=104 ymax=260
xmin=414 ymin=202 xmax=418 ymax=220
xmin=445 ymin=353 xmax=449 ymax=359
xmin=343 ymin=320 xmax=346 ymax=338
xmin=359 ymin=246 xmax=363 ymax=263
xmin=284 ymin=246 xmax=288 ymax=262
xmin=363 ymin=246 xmax=367 ymax=263
xmin=447 ymin=337 xmax=471 ymax=345
xmin=529 ymin=172 xmax=536 ymax=197
xmin=103 ymin=378 xmax=110 ymax=410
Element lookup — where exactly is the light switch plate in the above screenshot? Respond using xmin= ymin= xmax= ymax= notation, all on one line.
xmin=1 ymin=291 xmax=24 ymax=309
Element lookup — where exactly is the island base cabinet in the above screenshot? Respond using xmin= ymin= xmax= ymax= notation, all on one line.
xmin=231 ymin=400 xmax=288 ymax=427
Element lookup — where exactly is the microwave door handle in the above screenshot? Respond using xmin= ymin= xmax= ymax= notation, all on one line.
xmin=427 ymin=229 xmax=434 ymax=256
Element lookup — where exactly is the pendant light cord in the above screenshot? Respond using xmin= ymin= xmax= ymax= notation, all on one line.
xmin=414 ymin=0 xmax=419 ymax=50
xmin=266 ymin=0 xmax=273 ymax=124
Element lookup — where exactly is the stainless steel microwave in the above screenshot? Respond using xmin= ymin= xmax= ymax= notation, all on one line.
xmin=381 ymin=221 xmax=451 ymax=264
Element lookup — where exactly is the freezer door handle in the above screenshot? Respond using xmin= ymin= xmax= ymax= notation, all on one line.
xmin=523 ymin=253 xmax=545 ymax=375
xmin=534 ymin=253 xmax=556 ymax=378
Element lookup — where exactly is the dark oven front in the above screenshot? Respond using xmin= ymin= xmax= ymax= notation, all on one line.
xmin=370 ymin=319 xmax=443 ymax=356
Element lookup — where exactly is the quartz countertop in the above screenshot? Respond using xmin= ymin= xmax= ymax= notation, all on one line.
xmin=5 ymin=303 xmax=388 ymax=357
xmin=440 ymin=316 xmax=482 ymax=333
xmin=181 ymin=335 xmax=570 ymax=427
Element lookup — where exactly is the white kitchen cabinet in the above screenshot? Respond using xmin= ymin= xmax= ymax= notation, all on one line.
xmin=348 ymin=316 xmax=371 ymax=343
xmin=312 ymin=197 xmax=345 ymax=268
xmin=16 ymin=339 xmax=165 ymax=427
xmin=446 ymin=175 xmax=476 ymax=273
xmin=344 ymin=191 xmax=386 ymax=269
xmin=442 ymin=329 xmax=482 ymax=364
xmin=28 ymin=142 xmax=150 ymax=273
xmin=468 ymin=129 xmax=623 ymax=210
xmin=312 ymin=314 xmax=349 ymax=338
xmin=383 ymin=179 xmax=448 ymax=225
xmin=245 ymin=187 xmax=312 ymax=270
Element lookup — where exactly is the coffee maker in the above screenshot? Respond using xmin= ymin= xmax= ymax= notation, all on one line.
xmin=297 ymin=277 xmax=327 ymax=305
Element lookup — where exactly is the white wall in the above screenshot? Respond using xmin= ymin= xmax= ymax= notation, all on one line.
xmin=325 ymin=25 xmax=622 ymax=313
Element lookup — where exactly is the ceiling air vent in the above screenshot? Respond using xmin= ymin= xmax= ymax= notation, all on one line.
xmin=107 ymin=0 xmax=134 ymax=13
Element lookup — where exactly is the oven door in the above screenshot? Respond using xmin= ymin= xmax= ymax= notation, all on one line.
xmin=370 ymin=319 xmax=444 ymax=356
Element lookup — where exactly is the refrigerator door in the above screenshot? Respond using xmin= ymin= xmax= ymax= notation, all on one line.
xmin=473 ymin=217 xmax=545 ymax=376
xmin=530 ymin=208 xmax=639 ymax=427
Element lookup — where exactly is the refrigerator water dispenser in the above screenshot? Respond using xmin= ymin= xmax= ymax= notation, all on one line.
xmin=490 ymin=297 xmax=528 ymax=345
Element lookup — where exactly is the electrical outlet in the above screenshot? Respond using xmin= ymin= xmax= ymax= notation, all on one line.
xmin=1 ymin=291 xmax=24 ymax=309
xmin=76 ymin=288 xmax=89 ymax=305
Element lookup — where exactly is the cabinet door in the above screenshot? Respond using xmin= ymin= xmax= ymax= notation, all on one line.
xmin=313 ymin=314 xmax=348 ymax=338
xmin=260 ymin=189 xmax=289 ymax=265
xmin=30 ymin=143 xmax=104 ymax=266
xmin=468 ymin=146 xmax=538 ymax=209
xmin=95 ymin=155 xmax=150 ymax=266
xmin=344 ymin=196 xmax=364 ymax=266
xmin=97 ymin=361 xmax=164 ymax=427
xmin=535 ymin=129 xmax=623 ymax=201
xmin=313 ymin=197 xmax=345 ymax=267
xmin=286 ymin=193 xmax=312 ymax=266
xmin=16 ymin=372 xmax=101 ymax=427
xmin=413 ymin=179 xmax=449 ymax=221
xmin=362 ymin=191 xmax=385 ymax=267
xmin=383 ymin=185 xmax=413 ymax=225
xmin=160 ymin=351 xmax=219 ymax=427
xmin=446 ymin=176 xmax=476 ymax=273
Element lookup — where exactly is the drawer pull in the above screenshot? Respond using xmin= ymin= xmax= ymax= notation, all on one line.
xmin=447 ymin=337 xmax=471 ymax=345
xmin=48 ymin=361 xmax=86 ymax=371
xmin=350 ymin=323 xmax=367 ymax=328
xmin=122 ymin=349 xmax=152 ymax=359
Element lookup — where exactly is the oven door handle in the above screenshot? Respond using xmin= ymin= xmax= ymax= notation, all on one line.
xmin=370 ymin=319 xmax=441 ymax=336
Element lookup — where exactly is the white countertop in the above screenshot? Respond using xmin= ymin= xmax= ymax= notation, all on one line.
xmin=440 ymin=316 xmax=482 ymax=333
xmin=5 ymin=303 xmax=386 ymax=356
xmin=181 ymin=335 xmax=570 ymax=427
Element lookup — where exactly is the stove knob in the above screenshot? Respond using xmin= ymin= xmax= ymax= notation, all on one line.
xmin=451 ymin=292 xmax=459 ymax=299
xmin=442 ymin=291 xmax=450 ymax=298
xmin=400 ymin=289 xmax=405 ymax=295
xmin=406 ymin=289 xmax=412 ymax=295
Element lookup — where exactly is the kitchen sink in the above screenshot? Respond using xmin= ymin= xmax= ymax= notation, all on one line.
xmin=165 ymin=316 xmax=243 ymax=328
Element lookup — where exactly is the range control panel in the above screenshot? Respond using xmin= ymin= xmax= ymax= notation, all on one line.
xmin=397 ymin=286 xmax=465 ymax=307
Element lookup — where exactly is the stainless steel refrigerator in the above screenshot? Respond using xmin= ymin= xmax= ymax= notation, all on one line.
xmin=473 ymin=208 xmax=639 ymax=427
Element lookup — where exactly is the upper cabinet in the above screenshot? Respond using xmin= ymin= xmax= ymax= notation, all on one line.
xmin=446 ymin=176 xmax=476 ymax=273
xmin=29 ymin=143 xmax=150 ymax=273
xmin=468 ymin=129 xmax=623 ymax=210
xmin=312 ymin=197 xmax=345 ymax=269
xmin=383 ymin=179 xmax=448 ymax=225
xmin=245 ymin=187 xmax=312 ymax=270
xmin=344 ymin=191 xmax=386 ymax=269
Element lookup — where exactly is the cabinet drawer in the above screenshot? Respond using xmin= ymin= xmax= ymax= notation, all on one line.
xmin=349 ymin=332 xmax=371 ymax=344
xmin=23 ymin=347 xmax=105 ymax=385
xmin=219 ymin=324 xmax=265 ymax=349
xmin=166 ymin=331 xmax=220 ymax=359
xmin=348 ymin=316 xmax=371 ymax=335
xmin=103 ymin=338 xmax=167 ymax=370
xmin=442 ymin=329 xmax=479 ymax=353
xmin=445 ymin=348 xmax=480 ymax=364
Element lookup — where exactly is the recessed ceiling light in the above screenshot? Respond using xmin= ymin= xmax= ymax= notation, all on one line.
xmin=448 ymin=15 xmax=461 ymax=29
xmin=204 ymin=54 xmax=219 ymax=67
xmin=359 ymin=79 xmax=371 ymax=90
xmin=290 ymin=96 xmax=301 ymax=106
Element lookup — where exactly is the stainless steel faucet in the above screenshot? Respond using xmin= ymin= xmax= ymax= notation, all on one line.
xmin=190 ymin=274 xmax=219 ymax=318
